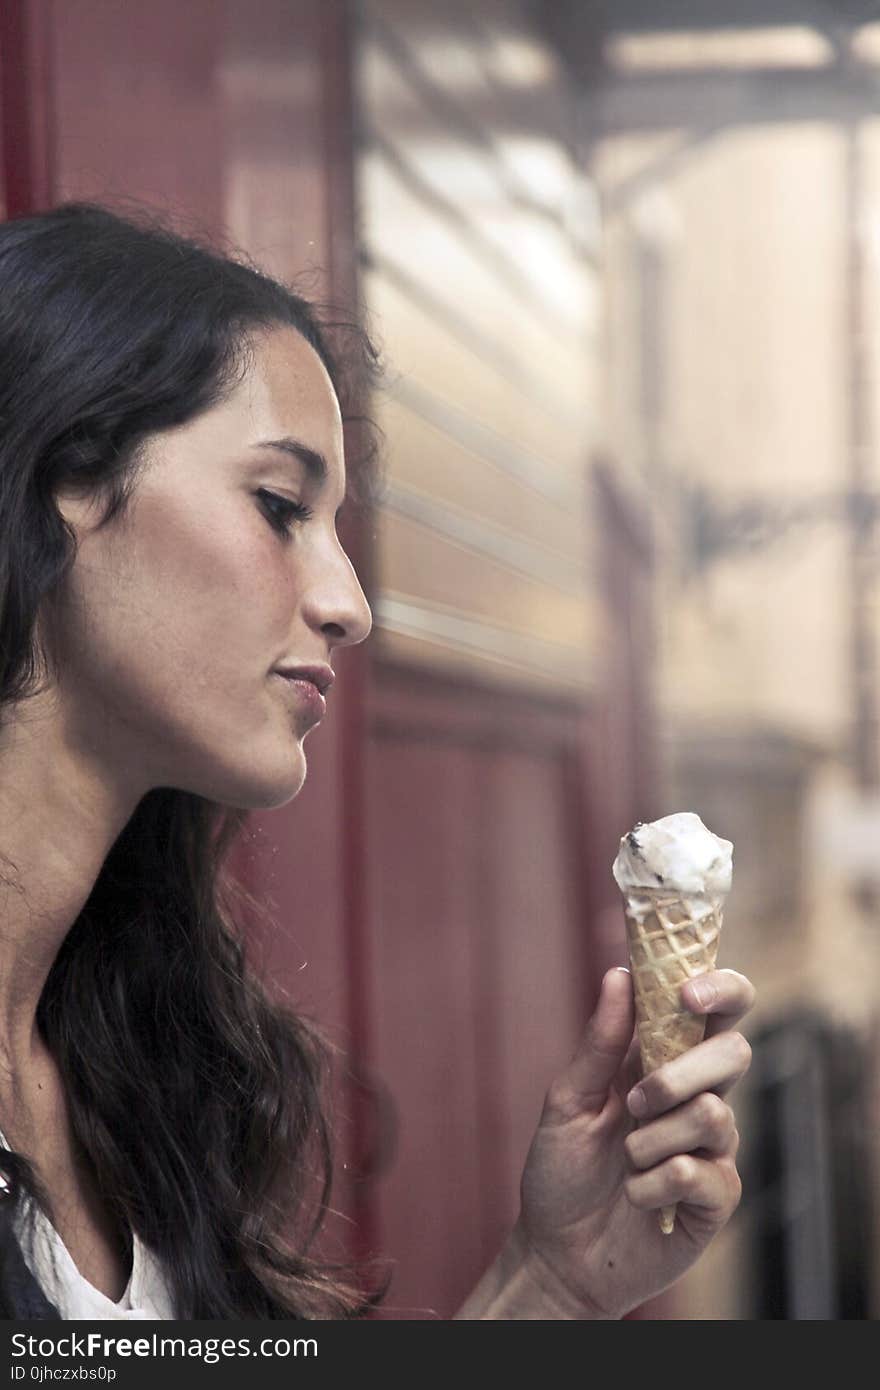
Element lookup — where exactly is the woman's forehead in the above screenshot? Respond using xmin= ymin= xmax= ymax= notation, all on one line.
xmin=238 ymin=326 xmax=342 ymax=444
xmin=235 ymin=333 xmax=345 ymax=496
xmin=135 ymin=327 xmax=345 ymax=499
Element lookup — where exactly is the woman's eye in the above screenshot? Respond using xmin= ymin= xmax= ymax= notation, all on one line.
xmin=256 ymin=489 xmax=313 ymax=534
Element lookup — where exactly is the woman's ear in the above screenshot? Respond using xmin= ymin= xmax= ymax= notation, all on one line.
xmin=52 ymin=484 xmax=108 ymax=540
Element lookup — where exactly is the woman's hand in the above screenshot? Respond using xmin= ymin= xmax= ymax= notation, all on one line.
xmin=509 ymin=965 xmax=754 ymax=1319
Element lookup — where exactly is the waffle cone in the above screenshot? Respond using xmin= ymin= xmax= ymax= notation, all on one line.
xmin=621 ymin=887 xmax=723 ymax=1235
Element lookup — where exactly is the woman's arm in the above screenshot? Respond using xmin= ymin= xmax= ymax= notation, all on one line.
xmin=453 ymin=1225 xmax=608 ymax=1319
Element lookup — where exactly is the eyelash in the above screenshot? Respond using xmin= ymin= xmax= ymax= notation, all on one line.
xmin=256 ymin=489 xmax=314 ymax=535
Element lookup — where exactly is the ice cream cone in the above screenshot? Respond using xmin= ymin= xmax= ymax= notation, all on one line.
xmin=621 ymin=886 xmax=723 ymax=1234
xmin=612 ymin=812 xmax=732 ymax=1235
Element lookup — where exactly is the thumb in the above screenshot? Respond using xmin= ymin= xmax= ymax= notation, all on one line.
xmin=561 ymin=967 xmax=635 ymax=1116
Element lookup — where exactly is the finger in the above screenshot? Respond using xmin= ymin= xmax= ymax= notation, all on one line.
xmin=624 ymin=1093 xmax=736 ymax=1170
xmin=624 ymin=1152 xmax=742 ymax=1224
xmin=617 ymin=1032 xmax=642 ymax=1099
xmin=627 ymin=1031 xmax=752 ymax=1120
xmin=545 ymin=968 xmax=635 ymax=1121
xmin=679 ymin=969 xmax=756 ymax=1038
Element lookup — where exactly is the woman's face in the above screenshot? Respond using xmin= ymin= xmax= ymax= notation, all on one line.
xmin=48 ymin=325 xmax=372 ymax=810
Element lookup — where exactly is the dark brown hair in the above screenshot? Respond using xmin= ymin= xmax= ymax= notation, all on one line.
xmin=0 ymin=200 xmax=384 ymax=1317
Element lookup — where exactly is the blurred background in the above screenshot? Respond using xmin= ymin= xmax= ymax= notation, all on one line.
xmin=2 ymin=0 xmax=878 ymax=1319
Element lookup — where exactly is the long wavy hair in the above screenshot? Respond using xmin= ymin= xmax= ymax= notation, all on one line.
xmin=0 ymin=201 xmax=383 ymax=1318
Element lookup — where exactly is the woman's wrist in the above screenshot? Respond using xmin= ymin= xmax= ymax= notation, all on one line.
xmin=452 ymin=1222 xmax=617 ymax=1320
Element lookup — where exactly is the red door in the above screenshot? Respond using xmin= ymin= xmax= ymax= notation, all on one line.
xmin=363 ymin=667 xmax=595 ymax=1317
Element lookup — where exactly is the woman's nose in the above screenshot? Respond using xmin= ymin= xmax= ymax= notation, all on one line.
xmin=304 ymin=542 xmax=372 ymax=649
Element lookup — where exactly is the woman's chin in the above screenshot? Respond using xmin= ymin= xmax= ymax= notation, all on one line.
xmin=194 ymin=744 xmax=309 ymax=811
xmin=248 ymin=755 xmax=309 ymax=810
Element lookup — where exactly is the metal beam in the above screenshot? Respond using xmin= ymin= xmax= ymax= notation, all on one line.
xmin=541 ymin=0 xmax=878 ymax=99
xmin=541 ymin=0 xmax=878 ymax=42
xmin=595 ymin=63 xmax=880 ymax=135
xmin=600 ymin=122 xmax=735 ymax=214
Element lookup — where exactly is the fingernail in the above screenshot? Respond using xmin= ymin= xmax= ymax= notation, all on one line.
xmin=627 ymin=1086 xmax=647 ymax=1117
xmin=688 ymin=978 xmax=716 ymax=1009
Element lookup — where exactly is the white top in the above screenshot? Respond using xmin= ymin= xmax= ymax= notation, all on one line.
xmin=1 ymin=1125 xmax=176 ymax=1320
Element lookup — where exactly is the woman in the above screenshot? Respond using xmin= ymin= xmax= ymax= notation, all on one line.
xmin=0 ymin=201 xmax=754 ymax=1320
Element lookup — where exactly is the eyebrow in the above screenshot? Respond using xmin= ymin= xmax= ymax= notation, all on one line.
xmin=251 ymin=437 xmax=328 ymax=486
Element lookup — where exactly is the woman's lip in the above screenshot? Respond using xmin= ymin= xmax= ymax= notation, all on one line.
xmin=272 ymin=672 xmax=327 ymax=723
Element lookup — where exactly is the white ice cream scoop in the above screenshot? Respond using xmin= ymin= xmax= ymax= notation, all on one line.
xmin=612 ymin=811 xmax=733 ymax=900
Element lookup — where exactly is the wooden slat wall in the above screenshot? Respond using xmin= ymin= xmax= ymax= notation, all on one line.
xmin=356 ymin=0 xmax=602 ymax=697
xmin=350 ymin=0 xmax=644 ymax=1318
